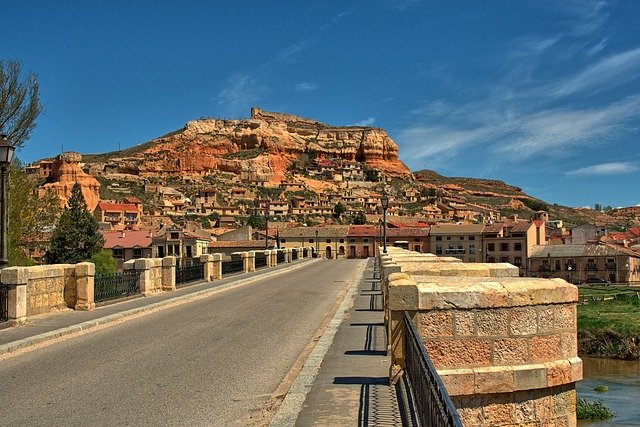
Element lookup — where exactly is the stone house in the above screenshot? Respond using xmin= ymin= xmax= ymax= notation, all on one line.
xmin=279 ymin=226 xmax=350 ymax=258
xmin=429 ymin=224 xmax=484 ymax=262
xmin=483 ymin=218 xmax=546 ymax=275
xmin=529 ymin=242 xmax=640 ymax=284
xmin=102 ymin=230 xmax=153 ymax=271
xmin=152 ymin=226 xmax=210 ymax=265
xmin=94 ymin=201 xmax=141 ymax=231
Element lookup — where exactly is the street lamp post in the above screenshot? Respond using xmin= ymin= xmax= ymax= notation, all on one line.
xmin=264 ymin=201 xmax=270 ymax=249
xmin=567 ymin=265 xmax=572 ymax=285
xmin=381 ymin=193 xmax=389 ymax=254
xmin=315 ymin=229 xmax=319 ymax=257
xmin=0 ymin=135 xmax=15 ymax=269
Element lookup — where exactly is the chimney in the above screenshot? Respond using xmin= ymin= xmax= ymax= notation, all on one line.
xmin=120 ymin=232 xmax=125 ymax=238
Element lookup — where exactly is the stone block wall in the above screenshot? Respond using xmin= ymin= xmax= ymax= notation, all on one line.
xmin=23 ymin=265 xmax=75 ymax=315
xmin=384 ymin=247 xmax=581 ymax=426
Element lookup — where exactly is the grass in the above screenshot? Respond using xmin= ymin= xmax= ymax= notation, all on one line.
xmin=578 ymin=287 xmax=640 ymax=359
xmin=576 ymin=398 xmax=614 ymax=420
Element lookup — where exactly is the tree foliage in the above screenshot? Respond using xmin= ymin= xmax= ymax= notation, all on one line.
xmin=333 ymin=202 xmax=346 ymax=216
xmin=363 ymin=166 xmax=380 ymax=182
xmin=90 ymin=249 xmax=117 ymax=275
xmin=0 ymin=60 xmax=43 ymax=147
xmin=49 ymin=183 xmax=104 ymax=264
xmin=244 ymin=211 xmax=265 ymax=228
xmin=7 ymin=163 xmax=61 ymax=266
xmin=521 ymin=198 xmax=548 ymax=212
xmin=352 ymin=211 xmax=367 ymax=225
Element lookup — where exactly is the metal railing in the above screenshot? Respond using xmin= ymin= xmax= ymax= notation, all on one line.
xmin=292 ymin=249 xmax=298 ymax=261
xmin=176 ymin=262 xmax=204 ymax=286
xmin=1 ymin=283 xmax=8 ymax=322
xmin=277 ymin=250 xmax=285 ymax=263
xmin=255 ymin=254 xmax=268 ymax=269
xmin=222 ymin=258 xmax=244 ymax=275
xmin=403 ymin=312 xmax=462 ymax=427
xmin=94 ymin=271 xmax=141 ymax=303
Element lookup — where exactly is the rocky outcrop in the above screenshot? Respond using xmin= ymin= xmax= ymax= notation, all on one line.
xmin=86 ymin=107 xmax=410 ymax=181
xmin=39 ymin=152 xmax=101 ymax=211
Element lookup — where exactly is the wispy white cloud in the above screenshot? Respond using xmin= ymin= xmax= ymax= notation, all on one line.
xmin=216 ymin=74 xmax=270 ymax=115
xmin=355 ymin=117 xmax=376 ymax=126
xmin=294 ymin=82 xmax=317 ymax=92
xmin=586 ymin=38 xmax=607 ymax=57
xmin=550 ymin=47 xmax=640 ymax=97
xmin=565 ymin=162 xmax=637 ymax=176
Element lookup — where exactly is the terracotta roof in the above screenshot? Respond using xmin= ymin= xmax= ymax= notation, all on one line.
xmin=347 ymin=226 xmax=378 ymax=237
xmin=102 ymin=230 xmax=153 ymax=249
xmin=96 ymin=202 xmax=139 ymax=213
xmin=530 ymin=242 xmax=640 ymax=258
xmin=124 ymin=196 xmax=142 ymax=204
xmin=430 ymin=224 xmax=484 ymax=235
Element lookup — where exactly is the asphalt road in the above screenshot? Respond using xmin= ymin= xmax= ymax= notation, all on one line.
xmin=0 ymin=259 xmax=366 ymax=426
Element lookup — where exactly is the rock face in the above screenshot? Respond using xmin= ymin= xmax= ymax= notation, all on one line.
xmin=89 ymin=107 xmax=410 ymax=181
xmin=39 ymin=152 xmax=101 ymax=211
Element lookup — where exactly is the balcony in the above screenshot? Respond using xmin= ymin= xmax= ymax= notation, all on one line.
xmin=605 ymin=262 xmax=617 ymax=270
xmin=445 ymin=248 xmax=466 ymax=255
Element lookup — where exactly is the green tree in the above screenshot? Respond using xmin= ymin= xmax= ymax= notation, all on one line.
xmin=0 ymin=60 xmax=44 ymax=146
xmin=49 ymin=183 xmax=104 ymax=264
xmin=90 ymin=249 xmax=117 ymax=275
xmin=7 ymin=163 xmax=61 ymax=266
xmin=333 ymin=202 xmax=346 ymax=217
xmin=363 ymin=166 xmax=380 ymax=182
xmin=352 ymin=211 xmax=367 ymax=225
xmin=244 ymin=212 xmax=265 ymax=228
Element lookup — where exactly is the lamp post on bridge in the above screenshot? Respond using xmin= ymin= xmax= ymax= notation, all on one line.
xmin=381 ymin=193 xmax=389 ymax=254
xmin=0 ymin=135 xmax=15 ymax=269
xmin=315 ymin=229 xmax=319 ymax=257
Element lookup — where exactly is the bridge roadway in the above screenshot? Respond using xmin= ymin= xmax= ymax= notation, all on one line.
xmin=0 ymin=259 xmax=368 ymax=426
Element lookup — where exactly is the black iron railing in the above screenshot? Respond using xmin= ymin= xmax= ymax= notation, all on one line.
xmin=277 ymin=250 xmax=285 ymax=263
xmin=292 ymin=249 xmax=298 ymax=261
xmin=222 ymin=258 xmax=244 ymax=275
xmin=176 ymin=262 xmax=204 ymax=286
xmin=94 ymin=271 xmax=141 ymax=303
xmin=1 ymin=283 xmax=9 ymax=322
xmin=403 ymin=312 xmax=462 ymax=427
xmin=255 ymin=254 xmax=268 ymax=269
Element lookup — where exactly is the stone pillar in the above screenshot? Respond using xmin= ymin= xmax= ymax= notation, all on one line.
xmin=271 ymin=249 xmax=278 ymax=266
xmin=75 ymin=262 xmax=95 ymax=311
xmin=134 ymin=258 xmax=154 ymax=295
xmin=1 ymin=266 xmax=28 ymax=325
xmin=240 ymin=252 xmax=251 ymax=273
xmin=200 ymin=254 xmax=214 ymax=282
xmin=162 ymin=256 xmax=176 ymax=291
xmin=264 ymin=250 xmax=271 ymax=267
xmin=298 ymin=247 xmax=304 ymax=259
xmin=246 ymin=251 xmax=255 ymax=272
xmin=286 ymin=248 xmax=292 ymax=263
xmin=211 ymin=253 xmax=223 ymax=280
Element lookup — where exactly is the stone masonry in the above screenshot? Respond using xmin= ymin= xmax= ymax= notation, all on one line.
xmin=383 ymin=247 xmax=581 ymax=426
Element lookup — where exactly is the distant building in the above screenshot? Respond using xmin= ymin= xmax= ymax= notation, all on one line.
xmin=152 ymin=226 xmax=210 ymax=265
xmin=102 ymin=230 xmax=153 ymax=271
xmin=483 ymin=218 xmax=546 ymax=276
xmin=94 ymin=201 xmax=142 ymax=230
xmin=429 ymin=224 xmax=484 ymax=262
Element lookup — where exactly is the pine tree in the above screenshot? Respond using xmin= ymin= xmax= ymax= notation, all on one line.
xmin=48 ymin=183 xmax=104 ymax=264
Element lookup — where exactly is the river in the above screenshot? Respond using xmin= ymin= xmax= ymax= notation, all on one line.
xmin=577 ymin=357 xmax=640 ymax=426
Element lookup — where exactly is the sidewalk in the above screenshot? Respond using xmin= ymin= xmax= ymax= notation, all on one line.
xmin=271 ymin=258 xmax=404 ymax=426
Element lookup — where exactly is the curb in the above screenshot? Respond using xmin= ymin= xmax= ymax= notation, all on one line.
xmin=0 ymin=258 xmax=322 ymax=356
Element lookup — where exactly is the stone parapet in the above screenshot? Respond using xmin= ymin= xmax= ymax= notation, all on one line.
xmin=384 ymin=248 xmax=581 ymax=426
xmin=162 ymin=257 xmax=177 ymax=291
xmin=74 ymin=262 xmax=95 ymax=311
xmin=211 ymin=253 xmax=223 ymax=279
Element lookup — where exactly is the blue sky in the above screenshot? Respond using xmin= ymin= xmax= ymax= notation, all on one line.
xmin=2 ymin=1 xmax=639 ymax=208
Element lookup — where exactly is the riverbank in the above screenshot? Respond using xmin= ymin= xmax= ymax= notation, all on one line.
xmin=578 ymin=287 xmax=640 ymax=360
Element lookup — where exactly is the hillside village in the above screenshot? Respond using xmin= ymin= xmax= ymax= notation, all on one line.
xmin=23 ymin=108 xmax=640 ymax=285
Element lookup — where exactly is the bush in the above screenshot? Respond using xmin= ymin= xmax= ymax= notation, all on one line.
xmin=576 ymin=398 xmax=614 ymax=420
xmin=90 ymin=249 xmax=117 ymax=275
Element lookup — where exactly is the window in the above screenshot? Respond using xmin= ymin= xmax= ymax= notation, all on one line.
xmin=309 ymin=238 xmax=314 ymax=243
xmin=460 ymin=236 xmax=465 ymax=240
xmin=158 ymin=246 xmax=165 ymax=258
xmin=326 ymin=239 xmax=331 ymax=243
xmin=555 ymin=260 xmax=561 ymax=271
xmin=414 ymin=238 xmax=420 ymax=242
xmin=186 ymin=246 xmax=193 ymax=258
xmin=435 ymin=245 xmax=443 ymax=255
xmin=469 ymin=245 xmax=475 ymax=255
xmin=446 ymin=236 xmax=451 ymax=240
xmin=340 ymin=238 xmax=344 ymax=243
xmin=487 ymin=243 xmax=495 ymax=252
xmin=170 ymin=232 xmax=179 ymax=239
xmin=112 ymin=248 xmax=123 ymax=259
xmin=514 ymin=257 xmax=522 ymax=266
xmin=500 ymin=257 xmax=509 ymax=262
xmin=514 ymin=243 xmax=522 ymax=251
xmin=281 ymin=238 xmax=286 ymax=243
xmin=500 ymin=243 xmax=509 ymax=251
xmin=363 ymin=238 xmax=369 ymax=242
xmin=414 ymin=245 xmax=421 ymax=252
xmin=468 ymin=236 xmax=475 ymax=241
xmin=350 ymin=239 xmax=356 ymax=243
xmin=133 ymin=248 xmax=142 ymax=258
xmin=435 ymin=236 xmax=442 ymax=241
